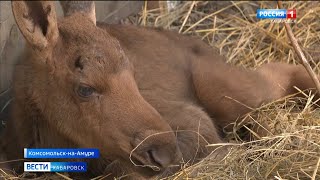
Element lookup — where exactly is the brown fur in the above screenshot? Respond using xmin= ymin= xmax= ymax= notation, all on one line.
xmin=0 ymin=1 xmax=318 ymax=179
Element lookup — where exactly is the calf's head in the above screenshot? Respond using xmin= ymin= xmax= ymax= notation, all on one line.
xmin=11 ymin=1 xmax=181 ymax=175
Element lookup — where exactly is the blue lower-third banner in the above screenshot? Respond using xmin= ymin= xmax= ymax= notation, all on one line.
xmin=24 ymin=148 xmax=99 ymax=158
xmin=24 ymin=162 xmax=87 ymax=172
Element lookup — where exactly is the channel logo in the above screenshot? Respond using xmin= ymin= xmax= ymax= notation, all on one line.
xmin=24 ymin=162 xmax=87 ymax=172
xmin=257 ymin=9 xmax=296 ymax=19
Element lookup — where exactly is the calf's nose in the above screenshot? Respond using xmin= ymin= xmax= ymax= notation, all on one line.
xmin=131 ymin=132 xmax=182 ymax=170
xmin=145 ymin=146 xmax=180 ymax=169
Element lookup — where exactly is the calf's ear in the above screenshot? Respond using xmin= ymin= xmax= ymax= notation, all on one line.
xmin=11 ymin=1 xmax=58 ymax=51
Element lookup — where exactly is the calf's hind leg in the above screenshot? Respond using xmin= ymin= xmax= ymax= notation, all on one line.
xmin=191 ymin=56 xmax=319 ymax=135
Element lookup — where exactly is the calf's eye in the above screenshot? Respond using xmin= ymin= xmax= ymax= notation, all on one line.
xmin=77 ymin=84 xmax=95 ymax=98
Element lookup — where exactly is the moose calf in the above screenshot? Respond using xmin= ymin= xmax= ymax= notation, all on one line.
xmin=0 ymin=1 xmax=318 ymax=179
